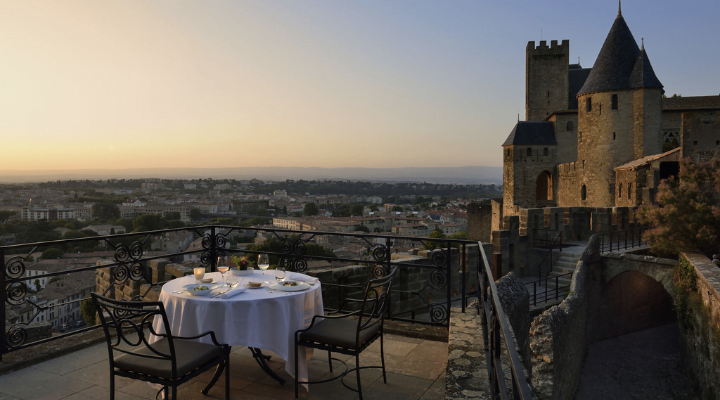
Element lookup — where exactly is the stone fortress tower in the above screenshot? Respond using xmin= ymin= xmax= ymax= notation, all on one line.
xmin=500 ymin=4 xmax=720 ymax=219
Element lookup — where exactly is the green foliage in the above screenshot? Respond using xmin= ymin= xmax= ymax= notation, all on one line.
xmin=41 ymin=247 xmax=64 ymax=260
xmin=391 ymin=205 xmax=403 ymax=212
xmin=350 ymin=204 xmax=364 ymax=216
xmin=80 ymin=297 xmax=98 ymax=326
xmin=209 ymin=217 xmax=234 ymax=225
xmin=637 ymin=158 xmax=720 ymax=258
xmin=355 ymin=225 xmax=370 ymax=233
xmin=449 ymin=231 xmax=468 ymax=240
xmin=0 ymin=210 xmax=17 ymax=222
xmin=190 ymin=208 xmax=203 ymax=220
xmin=245 ymin=236 xmax=336 ymax=267
xmin=303 ymin=202 xmax=319 ymax=216
xmin=367 ymin=204 xmax=378 ymax=212
xmin=92 ymin=202 xmax=120 ymax=221
xmin=426 ymin=228 xmax=447 ymax=249
xmin=662 ymin=136 xmax=680 ymax=152
xmin=673 ymin=257 xmax=699 ymax=335
xmin=165 ymin=212 xmax=181 ymax=221
xmin=132 ymin=214 xmax=165 ymax=232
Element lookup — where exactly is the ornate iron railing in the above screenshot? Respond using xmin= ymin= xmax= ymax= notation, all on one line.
xmin=478 ymin=244 xmax=533 ymax=399
xmin=1 ymin=225 xmax=482 ymax=360
xmin=599 ymin=228 xmax=647 ymax=253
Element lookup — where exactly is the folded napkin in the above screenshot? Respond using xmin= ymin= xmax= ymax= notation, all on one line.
xmin=291 ymin=274 xmax=319 ymax=284
xmin=220 ymin=287 xmax=247 ymax=299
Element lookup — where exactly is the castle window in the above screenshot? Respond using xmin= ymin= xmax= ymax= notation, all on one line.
xmin=527 ymin=148 xmax=532 ymax=156
xmin=579 ymin=132 xmax=582 ymax=143
xmin=582 ymin=160 xmax=585 ymax=169
xmin=586 ymin=98 xmax=592 ymax=113
xmin=618 ymin=184 xmax=622 ymax=198
xmin=543 ymin=148 xmax=548 ymax=156
xmin=628 ymin=183 xmax=632 ymax=199
xmin=581 ymin=185 xmax=587 ymax=201
xmin=716 ymin=141 xmax=719 ymax=145
xmin=613 ymin=132 xmax=616 ymax=140
xmin=694 ymin=141 xmax=698 ymax=145
xmin=599 ymin=104 xmax=602 ymax=115
xmin=567 ymin=121 xmax=574 ymax=131
xmin=547 ymin=91 xmax=550 ymax=98
xmin=612 ymin=94 xmax=618 ymax=110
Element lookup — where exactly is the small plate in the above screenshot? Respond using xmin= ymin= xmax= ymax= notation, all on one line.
xmin=271 ymin=282 xmax=310 ymax=292
xmin=199 ymin=278 xmax=215 ymax=284
xmin=184 ymin=284 xmax=219 ymax=296
xmin=244 ymin=282 xmax=267 ymax=289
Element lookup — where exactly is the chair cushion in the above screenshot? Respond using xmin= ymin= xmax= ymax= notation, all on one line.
xmin=114 ymin=338 xmax=223 ymax=380
xmin=299 ymin=318 xmax=381 ymax=350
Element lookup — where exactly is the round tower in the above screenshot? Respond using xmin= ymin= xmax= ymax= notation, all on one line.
xmin=575 ymin=7 xmax=663 ymax=207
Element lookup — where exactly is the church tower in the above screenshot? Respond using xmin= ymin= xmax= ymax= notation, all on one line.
xmin=575 ymin=5 xmax=663 ymax=207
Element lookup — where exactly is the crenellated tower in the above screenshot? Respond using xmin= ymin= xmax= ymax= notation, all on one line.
xmin=526 ymin=40 xmax=570 ymax=121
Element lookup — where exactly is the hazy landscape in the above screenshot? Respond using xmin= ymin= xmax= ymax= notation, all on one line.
xmin=0 ymin=166 xmax=503 ymax=185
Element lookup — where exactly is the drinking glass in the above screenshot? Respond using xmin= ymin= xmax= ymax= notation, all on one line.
xmin=258 ymin=254 xmax=270 ymax=284
xmin=217 ymin=256 xmax=230 ymax=287
xmin=275 ymin=268 xmax=286 ymax=284
xmin=193 ymin=267 xmax=205 ymax=284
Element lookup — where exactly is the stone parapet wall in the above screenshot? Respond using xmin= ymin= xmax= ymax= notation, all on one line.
xmin=528 ymin=235 xmax=599 ymax=400
xmin=679 ymin=252 xmax=720 ymax=400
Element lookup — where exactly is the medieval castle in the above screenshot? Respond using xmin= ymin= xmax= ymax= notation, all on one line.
xmin=499 ymin=5 xmax=720 ymax=221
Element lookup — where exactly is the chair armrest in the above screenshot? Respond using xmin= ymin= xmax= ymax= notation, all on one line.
xmin=333 ymin=298 xmax=365 ymax=313
xmin=296 ymin=311 xmax=361 ymax=335
xmin=173 ymin=330 xmax=226 ymax=347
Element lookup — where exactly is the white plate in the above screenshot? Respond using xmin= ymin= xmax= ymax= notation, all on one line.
xmin=244 ymin=282 xmax=267 ymax=289
xmin=270 ymin=282 xmax=310 ymax=292
xmin=183 ymin=284 xmax=219 ymax=296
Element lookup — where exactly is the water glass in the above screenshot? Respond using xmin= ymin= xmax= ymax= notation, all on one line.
xmin=275 ymin=268 xmax=286 ymax=284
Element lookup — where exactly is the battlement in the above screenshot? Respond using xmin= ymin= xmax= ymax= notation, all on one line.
xmin=558 ymin=161 xmax=578 ymax=177
xmin=527 ymin=39 xmax=569 ymax=52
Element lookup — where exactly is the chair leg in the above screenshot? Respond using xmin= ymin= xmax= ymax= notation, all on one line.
xmin=294 ymin=341 xmax=299 ymax=398
xmin=109 ymin=372 xmax=115 ymax=400
xmin=225 ymin=356 xmax=230 ymax=400
xmin=356 ymin=354 xmax=363 ymax=400
xmin=380 ymin=334 xmax=387 ymax=383
xmin=171 ymin=385 xmax=177 ymax=400
xmin=164 ymin=385 xmax=169 ymax=400
xmin=328 ymin=351 xmax=333 ymax=372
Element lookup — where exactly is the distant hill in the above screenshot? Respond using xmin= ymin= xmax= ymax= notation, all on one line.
xmin=0 ymin=166 xmax=502 ymax=185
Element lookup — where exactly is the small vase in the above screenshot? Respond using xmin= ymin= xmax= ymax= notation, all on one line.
xmin=234 ymin=269 xmax=253 ymax=276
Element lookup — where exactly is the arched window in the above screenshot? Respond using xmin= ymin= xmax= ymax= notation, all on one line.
xmin=612 ymin=94 xmax=618 ymax=110
xmin=567 ymin=121 xmax=574 ymax=131
xmin=526 ymin=148 xmax=532 ymax=156
xmin=581 ymin=185 xmax=587 ymax=201
xmin=543 ymin=148 xmax=549 ymax=156
xmin=586 ymin=98 xmax=592 ymax=113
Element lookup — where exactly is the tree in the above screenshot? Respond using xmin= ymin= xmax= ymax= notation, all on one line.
xmin=368 ymin=204 xmax=378 ymax=212
xmin=355 ymin=225 xmax=370 ymax=233
xmin=80 ymin=297 xmax=97 ymax=326
xmin=41 ymin=247 xmax=64 ymax=260
xmin=350 ymin=204 xmax=364 ymax=216
xmin=190 ymin=208 xmax=203 ymax=220
xmin=427 ymin=228 xmax=447 ymax=249
xmin=34 ymin=279 xmax=41 ymax=292
xmin=303 ymin=202 xmax=319 ymax=216
xmin=637 ymin=158 xmax=720 ymax=258
xmin=165 ymin=212 xmax=181 ymax=220
xmin=0 ymin=210 xmax=17 ymax=222
xmin=132 ymin=214 xmax=165 ymax=232
xmin=391 ymin=205 xmax=404 ymax=212
xmin=92 ymin=202 xmax=120 ymax=221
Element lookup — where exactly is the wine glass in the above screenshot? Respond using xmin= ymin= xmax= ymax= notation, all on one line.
xmin=275 ymin=268 xmax=286 ymax=285
xmin=258 ymin=254 xmax=270 ymax=284
xmin=193 ymin=267 xmax=205 ymax=285
xmin=217 ymin=256 xmax=230 ymax=287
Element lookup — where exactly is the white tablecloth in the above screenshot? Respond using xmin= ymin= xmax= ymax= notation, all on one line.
xmin=151 ymin=270 xmax=323 ymax=385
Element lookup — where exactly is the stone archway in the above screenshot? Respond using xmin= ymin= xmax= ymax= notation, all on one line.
xmin=590 ymin=270 xmax=676 ymax=342
xmin=535 ymin=171 xmax=553 ymax=201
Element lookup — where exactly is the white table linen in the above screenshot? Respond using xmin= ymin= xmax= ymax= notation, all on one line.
xmin=150 ymin=270 xmax=323 ymax=386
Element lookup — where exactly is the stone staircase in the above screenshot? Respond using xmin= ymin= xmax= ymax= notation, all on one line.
xmin=545 ymin=251 xmax=582 ymax=290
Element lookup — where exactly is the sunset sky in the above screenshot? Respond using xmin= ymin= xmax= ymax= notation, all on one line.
xmin=1 ymin=1 xmax=718 ymax=172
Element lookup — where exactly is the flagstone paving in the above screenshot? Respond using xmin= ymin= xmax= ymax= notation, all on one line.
xmin=0 ymin=334 xmax=447 ymax=400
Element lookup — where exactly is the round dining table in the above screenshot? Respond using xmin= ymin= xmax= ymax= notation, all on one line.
xmin=150 ymin=270 xmax=323 ymax=387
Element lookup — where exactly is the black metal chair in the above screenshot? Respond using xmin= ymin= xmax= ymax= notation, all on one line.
xmin=91 ymin=293 xmax=231 ymax=400
xmin=294 ymin=268 xmax=396 ymax=399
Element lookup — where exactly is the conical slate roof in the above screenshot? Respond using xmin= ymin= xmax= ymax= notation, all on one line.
xmin=577 ymin=13 xmax=641 ymax=95
xmin=628 ymin=45 xmax=663 ymax=90
xmin=503 ymin=121 xmax=556 ymax=146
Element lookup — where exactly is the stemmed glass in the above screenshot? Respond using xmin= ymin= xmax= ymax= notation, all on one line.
xmin=217 ymin=256 xmax=230 ymax=287
xmin=258 ymin=254 xmax=270 ymax=284
xmin=275 ymin=268 xmax=286 ymax=285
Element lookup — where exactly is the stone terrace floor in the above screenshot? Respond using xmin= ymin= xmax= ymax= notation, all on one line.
xmin=0 ymin=334 xmax=447 ymax=400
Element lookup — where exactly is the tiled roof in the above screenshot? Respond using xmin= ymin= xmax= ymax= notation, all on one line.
xmin=614 ymin=147 xmax=680 ymax=170
xmin=503 ymin=121 xmax=556 ymax=146
xmin=568 ymin=68 xmax=592 ymax=109
xmin=662 ymin=95 xmax=720 ymax=111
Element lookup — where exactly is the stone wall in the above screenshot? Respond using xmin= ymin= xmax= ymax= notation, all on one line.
xmin=681 ymin=110 xmax=720 ymax=163
xmin=678 ymin=252 xmax=720 ymax=400
xmin=503 ymin=144 xmax=558 ymax=214
xmin=528 ymin=235 xmax=599 ymax=400
xmin=467 ymin=203 xmax=492 ymax=242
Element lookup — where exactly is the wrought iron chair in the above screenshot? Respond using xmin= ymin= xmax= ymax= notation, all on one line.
xmin=294 ymin=268 xmax=397 ymax=399
xmin=91 ymin=293 xmax=231 ymax=400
